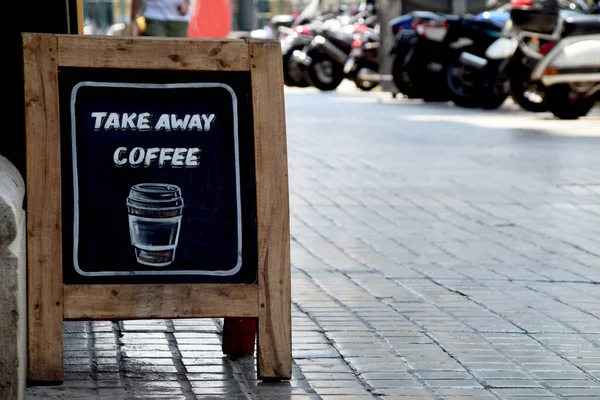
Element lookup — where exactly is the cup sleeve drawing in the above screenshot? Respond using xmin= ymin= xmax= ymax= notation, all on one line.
xmin=127 ymin=183 xmax=184 ymax=267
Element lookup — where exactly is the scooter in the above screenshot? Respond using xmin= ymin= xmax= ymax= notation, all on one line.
xmin=510 ymin=0 xmax=600 ymax=119
xmin=460 ymin=3 xmax=592 ymax=113
xmin=503 ymin=22 xmax=552 ymax=112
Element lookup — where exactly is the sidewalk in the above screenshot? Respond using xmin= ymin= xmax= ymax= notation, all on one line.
xmin=27 ymin=87 xmax=600 ymax=399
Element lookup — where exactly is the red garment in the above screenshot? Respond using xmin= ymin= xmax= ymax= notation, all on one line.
xmin=188 ymin=0 xmax=232 ymax=38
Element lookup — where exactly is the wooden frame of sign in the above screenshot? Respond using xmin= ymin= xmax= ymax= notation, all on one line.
xmin=22 ymin=33 xmax=291 ymax=383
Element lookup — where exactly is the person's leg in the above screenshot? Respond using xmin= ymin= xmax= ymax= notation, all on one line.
xmin=166 ymin=20 xmax=189 ymax=37
xmin=144 ymin=18 xmax=168 ymax=36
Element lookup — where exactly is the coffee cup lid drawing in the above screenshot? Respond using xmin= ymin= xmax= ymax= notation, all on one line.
xmin=127 ymin=183 xmax=184 ymax=267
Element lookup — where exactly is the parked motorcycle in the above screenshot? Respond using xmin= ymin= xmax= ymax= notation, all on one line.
xmin=292 ymin=20 xmax=356 ymax=90
xmin=510 ymin=0 xmax=600 ymax=119
xmin=343 ymin=26 xmax=381 ymax=91
xmin=282 ymin=22 xmax=319 ymax=87
xmin=443 ymin=14 xmax=511 ymax=109
xmin=389 ymin=11 xmax=450 ymax=100
xmin=280 ymin=0 xmax=336 ymax=88
xmin=388 ymin=6 xmax=511 ymax=102
xmin=280 ymin=0 xmax=368 ymax=89
xmin=291 ymin=10 xmax=378 ymax=91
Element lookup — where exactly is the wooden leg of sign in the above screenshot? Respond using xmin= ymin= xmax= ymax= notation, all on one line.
xmin=23 ymin=34 xmax=64 ymax=383
xmin=250 ymin=40 xmax=292 ymax=381
xmin=222 ymin=318 xmax=257 ymax=357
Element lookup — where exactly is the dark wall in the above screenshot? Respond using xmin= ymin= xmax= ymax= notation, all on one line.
xmin=8 ymin=0 xmax=77 ymax=177
xmin=403 ymin=0 xmax=452 ymax=12
xmin=402 ymin=0 xmax=495 ymax=13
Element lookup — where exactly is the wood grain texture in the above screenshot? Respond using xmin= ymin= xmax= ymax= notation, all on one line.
xmin=76 ymin=0 xmax=84 ymax=34
xmin=250 ymin=40 xmax=292 ymax=380
xmin=22 ymin=33 xmax=64 ymax=383
xmin=57 ymin=35 xmax=250 ymax=71
xmin=63 ymin=284 xmax=259 ymax=320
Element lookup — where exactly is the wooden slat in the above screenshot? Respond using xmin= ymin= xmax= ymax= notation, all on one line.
xmin=76 ymin=0 xmax=84 ymax=35
xmin=23 ymin=33 xmax=64 ymax=383
xmin=63 ymin=284 xmax=258 ymax=320
xmin=57 ymin=35 xmax=250 ymax=71
xmin=250 ymin=40 xmax=292 ymax=380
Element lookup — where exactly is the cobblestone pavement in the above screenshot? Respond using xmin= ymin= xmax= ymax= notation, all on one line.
xmin=27 ymin=83 xmax=600 ymax=399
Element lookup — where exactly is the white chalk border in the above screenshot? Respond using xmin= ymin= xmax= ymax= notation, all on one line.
xmin=70 ymin=82 xmax=243 ymax=277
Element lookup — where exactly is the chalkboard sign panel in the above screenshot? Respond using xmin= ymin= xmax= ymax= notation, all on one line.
xmin=24 ymin=35 xmax=290 ymax=383
xmin=59 ymin=69 xmax=257 ymax=284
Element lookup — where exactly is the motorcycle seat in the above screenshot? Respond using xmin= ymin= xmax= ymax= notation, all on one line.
xmin=323 ymin=28 xmax=354 ymax=43
xmin=410 ymin=11 xmax=446 ymax=21
xmin=458 ymin=14 xmax=505 ymax=32
xmin=562 ymin=15 xmax=600 ymax=37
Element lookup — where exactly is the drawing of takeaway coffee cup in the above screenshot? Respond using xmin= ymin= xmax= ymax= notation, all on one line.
xmin=127 ymin=183 xmax=184 ymax=267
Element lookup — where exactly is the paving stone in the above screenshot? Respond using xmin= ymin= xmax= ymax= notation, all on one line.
xmin=491 ymin=388 xmax=557 ymax=396
xmin=542 ymin=379 xmax=600 ymax=388
xmin=319 ymin=396 xmax=377 ymax=400
xmin=413 ymin=371 xmax=474 ymax=380
xmin=552 ymin=387 xmax=600 ymax=396
xmin=365 ymin=378 xmax=425 ymax=388
xmin=301 ymin=372 xmax=356 ymax=380
xmin=374 ymin=387 xmax=435 ymax=396
xmin=190 ymin=387 xmax=246 ymax=396
xmin=380 ymin=397 xmax=439 ymax=400
xmin=499 ymin=397 xmax=558 ymax=400
xmin=425 ymin=379 xmax=483 ymax=388
xmin=313 ymin=388 xmax=375 ymax=396
xmin=308 ymin=380 xmax=364 ymax=388
xmin=483 ymin=379 xmax=545 ymax=388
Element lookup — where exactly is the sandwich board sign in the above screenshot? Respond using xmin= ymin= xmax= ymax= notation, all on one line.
xmin=22 ymin=33 xmax=291 ymax=382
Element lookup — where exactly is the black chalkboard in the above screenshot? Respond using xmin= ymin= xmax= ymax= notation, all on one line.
xmin=59 ymin=68 xmax=257 ymax=285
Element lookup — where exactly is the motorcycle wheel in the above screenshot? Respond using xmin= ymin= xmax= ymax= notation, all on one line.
xmin=509 ymin=65 xmax=547 ymax=113
xmin=354 ymin=79 xmax=379 ymax=91
xmin=445 ymin=57 xmax=507 ymax=109
xmin=480 ymin=90 xmax=509 ymax=110
xmin=510 ymin=81 xmax=547 ymax=113
xmin=480 ymin=77 xmax=509 ymax=110
xmin=445 ymin=57 xmax=479 ymax=108
xmin=420 ymin=81 xmax=450 ymax=103
xmin=545 ymin=84 xmax=595 ymax=120
xmin=391 ymin=52 xmax=419 ymax=99
xmin=306 ymin=52 xmax=345 ymax=91
xmin=283 ymin=45 xmax=310 ymax=88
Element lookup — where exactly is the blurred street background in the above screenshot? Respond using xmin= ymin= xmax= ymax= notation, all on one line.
xmin=82 ymin=0 xmax=363 ymax=34
xmin=19 ymin=0 xmax=600 ymax=398
xmin=27 ymin=80 xmax=600 ymax=399
xmin=80 ymin=0 xmax=495 ymax=35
